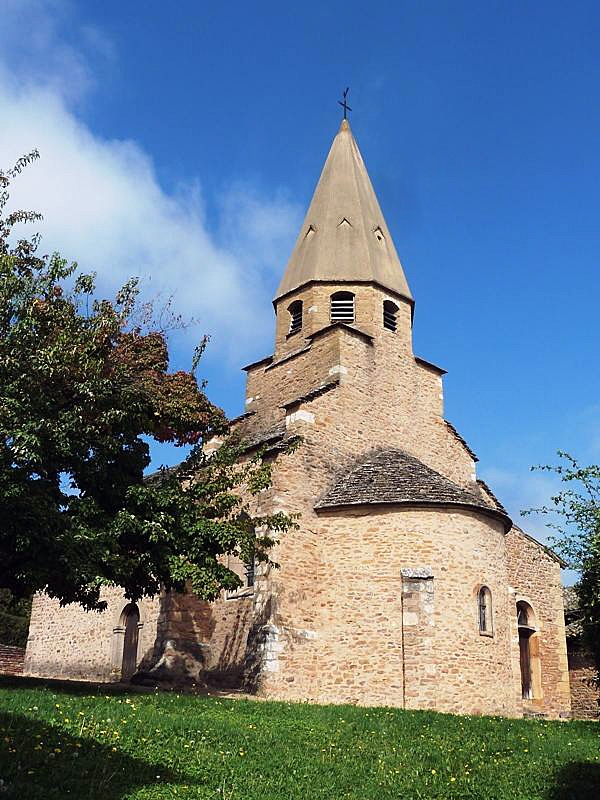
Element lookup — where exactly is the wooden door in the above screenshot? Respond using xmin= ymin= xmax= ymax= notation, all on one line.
xmin=519 ymin=629 xmax=532 ymax=699
xmin=121 ymin=606 xmax=140 ymax=680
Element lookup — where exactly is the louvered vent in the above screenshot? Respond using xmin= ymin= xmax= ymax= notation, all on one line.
xmin=330 ymin=292 xmax=355 ymax=323
xmin=288 ymin=300 xmax=303 ymax=334
xmin=383 ymin=300 xmax=398 ymax=332
xmin=244 ymin=558 xmax=255 ymax=588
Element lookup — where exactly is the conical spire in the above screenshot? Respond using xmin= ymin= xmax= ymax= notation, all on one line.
xmin=275 ymin=119 xmax=413 ymax=303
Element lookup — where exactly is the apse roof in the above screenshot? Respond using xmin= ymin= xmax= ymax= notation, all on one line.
xmin=314 ymin=447 xmax=512 ymax=531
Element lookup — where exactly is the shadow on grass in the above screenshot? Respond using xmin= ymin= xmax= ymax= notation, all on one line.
xmin=0 ymin=673 xmax=133 ymax=697
xmin=0 ymin=711 xmax=191 ymax=800
xmin=0 ymin=673 xmax=239 ymax=700
xmin=549 ymin=762 xmax=600 ymax=800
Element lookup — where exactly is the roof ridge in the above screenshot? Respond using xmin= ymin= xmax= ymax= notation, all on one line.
xmin=476 ymin=478 xmax=507 ymax=513
xmin=445 ymin=420 xmax=478 ymax=462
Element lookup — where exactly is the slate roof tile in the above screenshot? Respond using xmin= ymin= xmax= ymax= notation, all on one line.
xmin=315 ymin=448 xmax=512 ymax=530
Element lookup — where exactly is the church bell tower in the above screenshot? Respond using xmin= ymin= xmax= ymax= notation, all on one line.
xmin=271 ymin=119 xmax=415 ymax=360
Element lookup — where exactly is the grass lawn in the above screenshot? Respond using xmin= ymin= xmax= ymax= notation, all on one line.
xmin=0 ymin=676 xmax=598 ymax=799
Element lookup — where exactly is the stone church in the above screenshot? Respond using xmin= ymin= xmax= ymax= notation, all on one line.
xmin=25 ymin=119 xmax=571 ymax=718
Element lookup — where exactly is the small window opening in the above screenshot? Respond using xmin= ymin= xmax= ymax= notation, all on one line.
xmin=330 ymin=291 xmax=355 ymax=323
xmin=244 ymin=558 xmax=255 ymax=588
xmin=373 ymin=226 xmax=385 ymax=242
xmin=383 ymin=300 xmax=399 ymax=332
xmin=225 ymin=552 xmax=255 ymax=598
xmin=226 ymin=513 xmax=256 ymax=599
xmin=478 ymin=586 xmax=493 ymax=634
xmin=288 ymin=300 xmax=303 ymax=335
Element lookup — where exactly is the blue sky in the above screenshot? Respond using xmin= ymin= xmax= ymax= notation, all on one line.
xmin=1 ymin=0 xmax=599 ymax=567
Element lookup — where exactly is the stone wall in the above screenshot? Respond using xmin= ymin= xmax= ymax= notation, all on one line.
xmin=227 ymin=280 xmax=570 ymax=717
xmin=273 ymin=283 xmax=413 ymax=357
xmin=567 ymin=640 xmax=599 ymax=719
xmin=156 ymin=590 xmax=255 ymax=686
xmin=257 ymin=504 xmax=519 ymax=716
xmin=244 ymin=281 xmax=476 ymax=488
xmin=401 ymin=570 xmax=436 ymax=710
xmin=24 ymin=589 xmax=161 ymax=682
xmin=0 ymin=645 xmax=25 ymax=676
xmin=244 ymin=324 xmax=342 ymax=432
xmin=24 ymin=583 xmax=260 ymax=687
xmin=23 ymin=278 xmax=571 ymax=718
xmin=505 ymin=528 xmax=571 ymax=717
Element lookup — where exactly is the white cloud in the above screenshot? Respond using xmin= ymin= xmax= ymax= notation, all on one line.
xmin=0 ymin=0 xmax=301 ymax=365
xmin=0 ymin=0 xmax=96 ymax=103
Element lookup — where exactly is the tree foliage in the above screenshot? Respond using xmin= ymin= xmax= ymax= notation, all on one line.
xmin=0 ymin=590 xmax=31 ymax=647
xmin=525 ymin=451 xmax=600 ymax=686
xmin=0 ymin=152 xmax=296 ymax=611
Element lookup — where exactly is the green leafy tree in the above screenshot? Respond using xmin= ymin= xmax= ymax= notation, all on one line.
xmin=0 ymin=152 xmax=295 ymax=612
xmin=526 ymin=451 xmax=600 ymax=687
xmin=0 ymin=590 xmax=31 ymax=647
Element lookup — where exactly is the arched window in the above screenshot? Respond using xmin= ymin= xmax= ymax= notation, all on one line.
xmin=330 ymin=291 xmax=355 ymax=323
xmin=244 ymin=557 xmax=255 ymax=588
xmin=383 ymin=300 xmax=399 ymax=332
xmin=226 ymin=513 xmax=256 ymax=598
xmin=517 ymin=601 xmax=534 ymax=628
xmin=225 ymin=553 xmax=256 ymax=597
xmin=288 ymin=300 xmax=303 ymax=335
xmin=478 ymin=586 xmax=493 ymax=634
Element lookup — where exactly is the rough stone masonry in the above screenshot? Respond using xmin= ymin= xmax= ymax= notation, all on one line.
xmin=25 ymin=118 xmax=573 ymax=718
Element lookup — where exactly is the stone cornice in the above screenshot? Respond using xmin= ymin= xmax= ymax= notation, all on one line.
xmin=307 ymin=321 xmax=374 ymax=345
xmin=281 ymin=379 xmax=340 ymax=411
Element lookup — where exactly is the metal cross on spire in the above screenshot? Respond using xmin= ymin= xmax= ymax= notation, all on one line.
xmin=338 ymin=87 xmax=352 ymax=120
